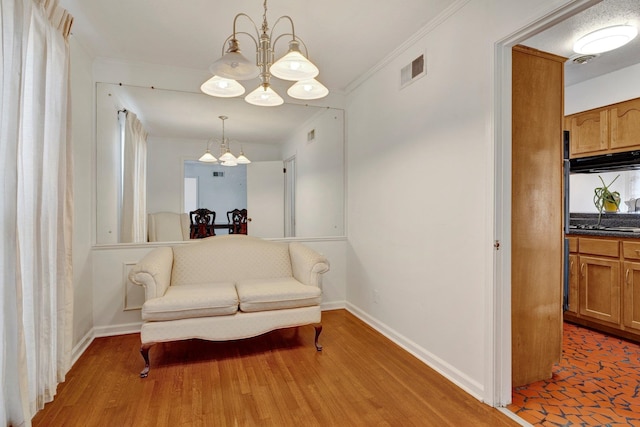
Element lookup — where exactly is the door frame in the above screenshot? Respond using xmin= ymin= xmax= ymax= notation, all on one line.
xmin=492 ymin=0 xmax=601 ymax=406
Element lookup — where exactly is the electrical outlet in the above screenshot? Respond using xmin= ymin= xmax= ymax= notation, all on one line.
xmin=373 ymin=289 xmax=379 ymax=304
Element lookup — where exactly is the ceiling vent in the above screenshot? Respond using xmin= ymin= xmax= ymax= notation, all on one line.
xmin=400 ymin=53 xmax=426 ymax=88
xmin=570 ymin=53 xmax=599 ymax=65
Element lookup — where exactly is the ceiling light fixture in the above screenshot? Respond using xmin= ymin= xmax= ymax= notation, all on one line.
xmin=198 ymin=115 xmax=251 ymax=167
xmin=200 ymin=0 xmax=328 ymax=107
xmin=573 ymin=25 xmax=638 ymax=54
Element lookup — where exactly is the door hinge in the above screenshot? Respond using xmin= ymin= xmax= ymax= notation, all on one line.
xmin=494 ymin=240 xmax=500 ymax=250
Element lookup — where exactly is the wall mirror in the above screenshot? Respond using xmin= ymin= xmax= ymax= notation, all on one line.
xmin=95 ymin=82 xmax=345 ymax=244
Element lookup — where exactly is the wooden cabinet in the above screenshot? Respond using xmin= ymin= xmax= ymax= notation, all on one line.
xmin=622 ymin=261 xmax=640 ymax=333
xmin=567 ymin=109 xmax=608 ymax=156
xmin=578 ymin=256 xmax=620 ymax=325
xmin=576 ymin=238 xmax=620 ymax=325
xmin=567 ymin=237 xmax=579 ymax=314
xmin=567 ymin=97 xmax=640 ymax=158
xmin=610 ymin=97 xmax=640 ymax=151
xmin=622 ymin=241 xmax=640 ymax=333
xmin=566 ymin=236 xmax=640 ymax=341
xmin=567 ymin=253 xmax=579 ymax=314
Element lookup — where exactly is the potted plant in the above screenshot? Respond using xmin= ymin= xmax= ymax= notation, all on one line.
xmin=593 ymin=174 xmax=621 ymax=215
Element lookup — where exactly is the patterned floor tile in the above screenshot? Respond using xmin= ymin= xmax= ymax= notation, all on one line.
xmin=509 ymin=322 xmax=640 ymax=426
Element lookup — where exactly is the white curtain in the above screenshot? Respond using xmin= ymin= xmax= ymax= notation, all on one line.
xmin=119 ymin=111 xmax=148 ymax=243
xmin=1 ymin=0 xmax=74 ymax=425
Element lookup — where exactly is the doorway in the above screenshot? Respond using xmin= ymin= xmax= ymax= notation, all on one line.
xmin=494 ymin=0 xmax=606 ymax=407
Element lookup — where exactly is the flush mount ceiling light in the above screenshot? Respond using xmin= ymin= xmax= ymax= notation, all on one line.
xmin=573 ymin=25 xmax=638 ymax=54
xmin=198 ymin=116 xmax=250 ymax=166
xmin=200 ymin=0 xmax=328 ymax=107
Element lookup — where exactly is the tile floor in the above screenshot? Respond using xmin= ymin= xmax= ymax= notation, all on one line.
xmin=508 ymin=322 xmax=640 ymax=426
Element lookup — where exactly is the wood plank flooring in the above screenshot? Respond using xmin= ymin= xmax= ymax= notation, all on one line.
xmin=33 ymin=309 xmax=520 ymax=426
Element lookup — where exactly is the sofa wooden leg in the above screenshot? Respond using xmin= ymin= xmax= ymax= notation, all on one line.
xmin=314 ymin=324 xmax=323 ymax=351
xmin=140 ymin=344 xmax=154 ymax=378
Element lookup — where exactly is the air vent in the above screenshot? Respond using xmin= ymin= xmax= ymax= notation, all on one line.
xmin=400 ymin=53 xmax=426 ymax=88
xmin=213 ymin=171 xmax=224 ymax=177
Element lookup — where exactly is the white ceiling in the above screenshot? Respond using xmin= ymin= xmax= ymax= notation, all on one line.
xmin=59 ymin=0 xmax=640 ymax=141
xmin=521 ymin=0 xmax=640 ymax=86
xmin=60 ymin=0 xmax=457 ymax=93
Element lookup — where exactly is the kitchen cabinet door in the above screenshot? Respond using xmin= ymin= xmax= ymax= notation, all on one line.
xmin=610 ymin=97 xmax=640 ymax=151
xmin=567 ymin=254 xmax=579 ymax=314
xmin=568 ymin=109 xmax=608 ymax=156
xmin=579 ymin=256 xmax=620 ymax=325
xmin=623 ymin=261 xmax=640 ymax=332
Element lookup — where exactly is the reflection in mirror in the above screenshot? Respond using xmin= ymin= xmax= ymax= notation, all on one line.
xmin=95 ymin=82 xmax=344 ymax=244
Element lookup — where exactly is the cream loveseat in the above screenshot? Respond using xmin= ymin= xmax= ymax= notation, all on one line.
xmin=128 ymin=235 xmax=330 ymax=377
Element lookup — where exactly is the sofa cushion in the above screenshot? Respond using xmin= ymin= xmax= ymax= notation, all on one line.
xmin=171 ymin=236 xmax=293 ymax=286
xmin=236 ymin=277 xmax=321 ymax=313
xmin=142 ymin=282 xmax=238 ymax=321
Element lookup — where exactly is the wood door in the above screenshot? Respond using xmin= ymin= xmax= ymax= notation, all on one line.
xmin=610 ymin=97 xmax=640 ymax=151
xmin=568 ymin=109 xmax=608 ymax=157
xmin=247 ymin=161 xmax=284 ymax=238
xmin=623 ymin=261 xmax=640 ymax=332
xmin=578 ymin=256 xmax=620 ymax=325
xmin=511 ymin=45 xmax=565 ymax=387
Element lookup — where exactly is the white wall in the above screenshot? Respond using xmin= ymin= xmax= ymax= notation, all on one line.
xmin=344 ymin=0 xmax=574 ymax=401
xmin=69 ymin=36 xmax=95 ymax=353
xmin=565 ymin=62 xmax=640 ymax=115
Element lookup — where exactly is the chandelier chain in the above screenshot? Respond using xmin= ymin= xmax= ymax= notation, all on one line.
xmin=262 ymin=0 xmax=269 ymax=33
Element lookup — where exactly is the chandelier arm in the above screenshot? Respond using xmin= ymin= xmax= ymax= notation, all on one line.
xmin=270 ymin=15 xmax=296 ymax=42
xmin=232 ymin=13 xmax=261 ymax=41
xmin=271 ymin=33 xmax=310 ymax=58
xmin=220 ymin=31 xmax=260 ymax=56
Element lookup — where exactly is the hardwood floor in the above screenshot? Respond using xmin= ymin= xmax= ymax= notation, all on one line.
xmin=33 ymin=309 xmax=520 ymax=426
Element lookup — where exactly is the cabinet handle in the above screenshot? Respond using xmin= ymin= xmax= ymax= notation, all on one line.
xmin=581 ymin=263 xmax=585 ymax=277
xmin=635 ymin=249 xmax=640 ymax=255
xmin=626 ymin=268 xmax=630 ymax=284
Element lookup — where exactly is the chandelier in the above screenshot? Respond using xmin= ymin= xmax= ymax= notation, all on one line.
xmin=198 ymin=115 xmax=251 ymax=166
xmin=200 ymin=0 xmax=328 ymax=107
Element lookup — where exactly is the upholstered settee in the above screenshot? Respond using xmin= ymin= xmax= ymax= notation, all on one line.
xmin=128 ymin=235 xmax=330 ymax=377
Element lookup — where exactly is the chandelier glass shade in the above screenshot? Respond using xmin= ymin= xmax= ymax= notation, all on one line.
xmin=200 ymin=75 xmax=246 ymax=97
xmin=201 ymin=0 xmax=328 ymax=106
xmin=198 ymin=116 xmax=250 ymax=166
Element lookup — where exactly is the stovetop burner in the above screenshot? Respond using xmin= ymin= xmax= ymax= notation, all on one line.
xmin=569 ymin=224 xmax=605 ymax=230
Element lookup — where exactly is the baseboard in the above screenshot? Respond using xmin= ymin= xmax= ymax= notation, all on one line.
xmin=93 ymin=322 xmax=142 ymax=338
xmin=71 ymin=329 xmax=95 ymax=368
xmin=345 ymin=302 xmax=485 ymax=401
xmin=321 ymin=300 xmax=346 ymax=311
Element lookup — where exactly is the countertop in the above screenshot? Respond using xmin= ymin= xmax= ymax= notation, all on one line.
xmin=566 ymin=228 xmax=640 ymax=238
xmin=567 ymin=212 xmax=640 ymax=239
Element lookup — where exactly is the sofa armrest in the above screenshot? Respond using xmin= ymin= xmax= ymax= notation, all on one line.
xmin=289 ymin=242 xmax=330 ymax=287
xmin=128 ymin=246 xmax=174 ymax=300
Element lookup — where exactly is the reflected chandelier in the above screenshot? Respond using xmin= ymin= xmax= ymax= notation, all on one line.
xmin=200 ymin=0 xmax=328 ymax=107
xmin=198 ymin=115 xmax=251 ymax=166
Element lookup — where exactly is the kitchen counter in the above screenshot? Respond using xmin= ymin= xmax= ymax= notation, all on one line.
xmin=566 ymin=228 xmax=640 ymax=238
xmin=568 ymin=212 xmax=640 ymax=238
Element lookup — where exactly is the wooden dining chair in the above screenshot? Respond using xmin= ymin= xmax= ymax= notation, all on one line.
xmin=227 ymin=209 xmax=248 ymax=235
xmin=189 ymin=209 xmax=216 ymax=239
